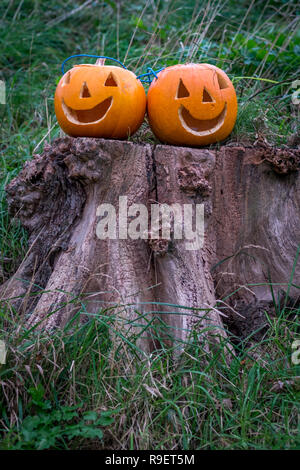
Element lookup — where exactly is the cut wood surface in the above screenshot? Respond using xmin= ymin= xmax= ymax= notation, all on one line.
xmin=1 ymin=137 xmax=299 ymax=350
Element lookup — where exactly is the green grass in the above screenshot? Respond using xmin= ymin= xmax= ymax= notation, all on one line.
xmin=0 ymin=296 xmax=299 ymax=450
xmin=0 ymin=0 xmax=300 ymax=450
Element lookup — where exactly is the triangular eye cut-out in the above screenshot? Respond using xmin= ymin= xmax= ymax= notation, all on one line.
xmin=177 ymin=79 xmax=190 ymax=98
xmin=80 ymin=81 xmax=91 ymax=98
xmin=63 ymin=71 xmax=71 ymax=85
xmin=105 ymin=72 xmax=118 ymax=87
xmin=202 ymin=87 xmax=214 ymax=102
xmin=217 ymin=73 xmax=229 ymax=89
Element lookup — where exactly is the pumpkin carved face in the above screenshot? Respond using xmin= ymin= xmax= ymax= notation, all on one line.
xmin=147 ymin=63 xmax=238 ymax=146
xmin=55 ymin=63 xmax=146 ymax=139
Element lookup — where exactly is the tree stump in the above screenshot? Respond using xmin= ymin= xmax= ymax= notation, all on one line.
xmin=1 ymin=137 xmax=299 ymax=351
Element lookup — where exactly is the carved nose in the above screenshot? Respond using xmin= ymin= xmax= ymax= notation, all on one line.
xmin=80 ymin=82 xmax=91 ymax=98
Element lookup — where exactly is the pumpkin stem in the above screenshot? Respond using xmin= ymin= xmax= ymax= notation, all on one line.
xmin=96 ymin=58 xmax=106 ymax=66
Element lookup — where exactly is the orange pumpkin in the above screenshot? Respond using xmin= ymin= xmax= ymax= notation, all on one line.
xmin=147 ymin=63 xmax=238 ymax=146
xmin=55 ymin=60 xmax=146 ymax=139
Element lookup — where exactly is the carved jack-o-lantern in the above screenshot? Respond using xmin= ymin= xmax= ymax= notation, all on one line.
xmin=147 ymin=63 xmax=238 ymax=146
xmin=55 ymin=60 xmax=146 ymax=139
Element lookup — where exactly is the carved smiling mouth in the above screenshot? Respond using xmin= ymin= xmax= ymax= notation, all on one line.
xmin=62 ymin=97 xmax=113 ymax=124
xmin=178 ymin=103 xmax=227 ymax=135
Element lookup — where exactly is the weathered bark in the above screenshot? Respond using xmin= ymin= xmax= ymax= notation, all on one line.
xmin=212 ymin=146 xmax=300 ymax=337
xmin=0 ymin=137 xmax=299 ymax=349
xmin=0 ymin=141 xmax=86 ymax=316
xmin=151 ymin=146 xmax=225 ymax=349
